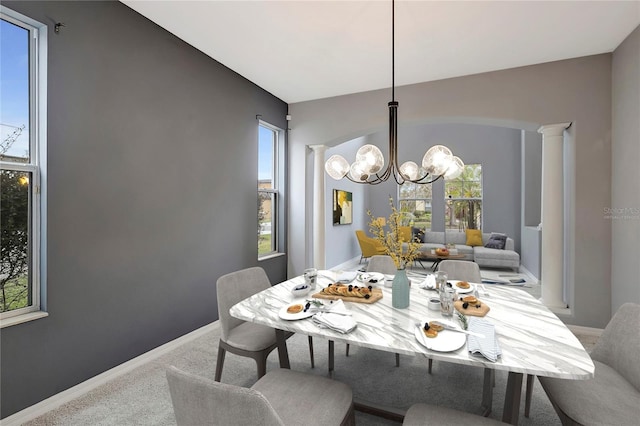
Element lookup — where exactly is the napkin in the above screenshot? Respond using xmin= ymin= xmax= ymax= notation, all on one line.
xmin=418 ymin=274 xmax=436 ymax=290
xmin=337 ymin=271 xmax=358 ymax=283
xmin=312 ymin=300 xmax=357 ymax=333
xmin=467 ymin=317 xmax=502 ymax=362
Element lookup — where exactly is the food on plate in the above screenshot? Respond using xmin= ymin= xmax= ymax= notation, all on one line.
xmin=321 ymin=283 xmax=372 ymax=299
xmin=286 ymin=304 xmax=304 ymax=314
xmin=428 ymin=321 xmax=445 ymax=332
xmin=422 ymin=323 xmax=439 ymax=338
xmin=435 ymin=248 xmax=449 ymax=256
xmin=456 ymin=281 xmax=470 ymax=289
xmin=462 ymin=295 xmax=478 ymax=304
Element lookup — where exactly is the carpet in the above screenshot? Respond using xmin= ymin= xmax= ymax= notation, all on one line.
xmin=25 ymin=320 xmax=597 ymax=426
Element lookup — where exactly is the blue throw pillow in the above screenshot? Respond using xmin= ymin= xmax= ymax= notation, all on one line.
xmin=484 ymin=233 xmax=507 ymax=249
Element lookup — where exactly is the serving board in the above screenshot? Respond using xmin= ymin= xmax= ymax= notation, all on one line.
xmin=454 ymin=300 xmax=490 ymax=317
xmin=312 ymin=287 xmax=383 ymax=304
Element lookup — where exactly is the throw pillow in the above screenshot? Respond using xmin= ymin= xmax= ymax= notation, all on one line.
xmin=411 ymin=227 xmax=425 ymax=243
xmin=465 ymin=229 xmax=483 ymax=246
xmin=485 ymin=233 xmax=507 ymax=250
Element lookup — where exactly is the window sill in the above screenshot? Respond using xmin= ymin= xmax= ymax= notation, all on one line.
xmin=258 ymin=252 xmax=286 ymax=261
xmin=0 ymin=311 xmax=49 ymax=328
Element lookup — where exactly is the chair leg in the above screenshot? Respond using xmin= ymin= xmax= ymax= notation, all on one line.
xmin=346 ymin=344 xmax=350 ymax=357
xmin=395 ymin=353 xmax=400 ymax=367
xmin=328 ymin=340 xmax=335 ymax=378
xmin=256 ymin=355 xmax=268 ymax=379
xmin=308 ymin=336 xmax=315 ymax=368
xmin=525 ymin=374 xmax=534 ymax=418
xmin=428 ymin=359 xmax=433 ymax=374
xmin=214 ymin=343 xmax=226 ymax=382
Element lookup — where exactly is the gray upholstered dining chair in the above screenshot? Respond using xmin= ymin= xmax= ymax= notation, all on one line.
xmin=438 ymin=259 xmax=482 ymax=283
xmin=345 ymin=254 xmax=401 ymax=367
xmin=215 ymin=266 xmax=314 ymax=381
xmin=366 ymin=254 xmax=397 ymax=275
xmin=537 ymin=302 xmax=640 ymax=425
xmin=167 ymin=366 xmax=355 ymax=426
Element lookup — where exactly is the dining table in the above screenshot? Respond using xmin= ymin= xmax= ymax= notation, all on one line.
xmin=229 ymin=269 xmax=594 ymax=425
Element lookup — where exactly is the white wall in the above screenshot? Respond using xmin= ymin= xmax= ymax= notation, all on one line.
xmin=612 ymin=25 xmax=640 ymax=311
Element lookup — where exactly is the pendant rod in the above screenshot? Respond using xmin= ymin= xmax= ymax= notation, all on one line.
xmin=392 ymin=0 xmax=395 ymax=102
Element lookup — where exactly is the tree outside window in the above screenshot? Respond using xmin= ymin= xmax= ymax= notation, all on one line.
xmin=445 ymin=164 xmax=482 ymax=231
xmin=1 ymin=11 xmax=45 ymax=318
xmin=398 ymin=170 xmax=432 ymax=230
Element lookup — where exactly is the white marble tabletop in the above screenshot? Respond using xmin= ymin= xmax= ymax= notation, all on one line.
xmin=230 ymin=269 xmax=594 ymax=380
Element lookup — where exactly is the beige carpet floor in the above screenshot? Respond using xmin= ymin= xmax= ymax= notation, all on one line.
xmin=25 ymin=318 xmax=598 ymax=426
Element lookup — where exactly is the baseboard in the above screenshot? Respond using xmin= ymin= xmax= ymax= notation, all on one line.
xmin=1 ymin=321 xmax=220 ymax=426
xmin=518 ymin=265 xmax=539 ymax=284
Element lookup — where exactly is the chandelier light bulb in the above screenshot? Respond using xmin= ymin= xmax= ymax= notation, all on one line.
xmin=349 ymin=161 xmax=369 ymax=182
xmin=443 ymin=156 xmax=465 ymax=180
xmin=399 ymin=161 xmax=419 ymax=181
xmin=325 ymin=155 xmax=350 ymax=180
xmin=422 ymin=145 xmax=453 ymax=176
xmin=356 ymin=144 xmax=384 ymax=175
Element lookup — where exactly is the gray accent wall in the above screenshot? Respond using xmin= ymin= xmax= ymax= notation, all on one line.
xmin=1 ymin=1 xmax=288 ymax=418
xmin=290 ymin=54 xmax=614 ymax=329
xmin=612 ymin=25 xmax=640 ymax=310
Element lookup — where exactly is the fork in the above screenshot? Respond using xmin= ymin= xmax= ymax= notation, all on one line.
xmin=480 ymin=284 xmax=491 ymax=297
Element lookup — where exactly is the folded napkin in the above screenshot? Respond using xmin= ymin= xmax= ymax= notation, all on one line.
xmin=418 ymin=274 xmax=436 ymax=290
xmin=339 ymin=271 xmax=358 ymax=282
xmin=312 ymin=300 xmax=357 ymax=333
xmin=467 ymin=317 xmax=502 ymax=362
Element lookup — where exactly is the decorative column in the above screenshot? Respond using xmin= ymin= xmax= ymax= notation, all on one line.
xmin=309 ymin=145 xmax=327 ymax=269
xmin=538 ymin=123 xmax=570 ymax=308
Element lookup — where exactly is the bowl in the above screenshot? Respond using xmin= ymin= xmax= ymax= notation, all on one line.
xmin=291 ymin=284 xmax=312 ymax=297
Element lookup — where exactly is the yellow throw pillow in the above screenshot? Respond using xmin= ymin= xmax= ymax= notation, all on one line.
xmin=465 ymin=229 xmax=483 ymax=246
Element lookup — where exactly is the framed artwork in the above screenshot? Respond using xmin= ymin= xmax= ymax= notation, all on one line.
xmin=333 ymin=189 xmax=353 ymax=225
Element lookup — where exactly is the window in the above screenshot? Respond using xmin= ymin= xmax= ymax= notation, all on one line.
xmin=445 ymin=164 xmax=482 ymax=231
xmin=258 ymin=122 xmax=280 ymax=257
xmin=398 ymin=171 xmax=432 ymax=230
xmin=1 ymin=8 xmax=47 ymax=324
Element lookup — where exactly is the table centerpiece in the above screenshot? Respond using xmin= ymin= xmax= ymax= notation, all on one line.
xmin=368 ymin=198 xmax=422 ymax=308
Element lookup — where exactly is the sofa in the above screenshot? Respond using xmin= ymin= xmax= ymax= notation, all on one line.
xmin=399 ymin=227 xmax=520 ymax=271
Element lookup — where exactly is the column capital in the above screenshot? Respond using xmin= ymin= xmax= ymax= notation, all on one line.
xmin=538 ymin=122 xmax=571 ymax=137
xmin=308 ymin=144 xmax=327 ymax=153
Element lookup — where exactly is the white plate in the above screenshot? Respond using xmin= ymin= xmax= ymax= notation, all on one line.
xmin=449 ymin=280 xmax=476 ymax=294
xmin=278 ymin=304 xmax=315 ymax=321
xmin=414 ymin=319 xmax=467 ymax=352
xmin=356 ymin=272 xmax=385 ymax=285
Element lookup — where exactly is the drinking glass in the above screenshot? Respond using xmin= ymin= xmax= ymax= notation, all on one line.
xmin=440 ymin=286 xmax=455 ymax=317
xmin=435 ymin=271 xmax=448 ymax=291
xmin=303 ymin=268 xmax=318 ymax=290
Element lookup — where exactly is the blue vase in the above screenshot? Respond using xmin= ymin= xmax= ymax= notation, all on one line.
xmin=392 ymin=269 xmax=410 ymax=309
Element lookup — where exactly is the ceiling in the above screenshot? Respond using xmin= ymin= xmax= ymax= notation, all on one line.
xmin=121 ymin=1 xmax=640 ymax=104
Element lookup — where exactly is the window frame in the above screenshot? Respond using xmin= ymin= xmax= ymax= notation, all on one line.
xmin=257 ymin=121 xmax=282 ymax=259
xmin=444 ymin=164 xmax=483 ymax=231
xmin=397 ymin=169 xmax=433 ymax=230
xmin=1 ymin=7 xmax=48 ymax=327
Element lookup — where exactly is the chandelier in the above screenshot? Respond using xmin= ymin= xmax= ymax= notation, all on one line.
xmin=324 ymin=0 xmax=464 ymax=185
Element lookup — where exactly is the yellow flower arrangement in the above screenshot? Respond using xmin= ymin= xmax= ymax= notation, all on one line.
xmin=367 ymin=198 xmax=422 ymax=269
